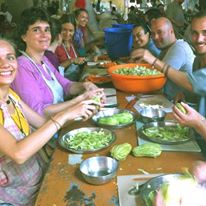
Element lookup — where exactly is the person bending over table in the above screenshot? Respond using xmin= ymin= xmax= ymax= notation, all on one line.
xmin=0 ymin=38 xmax=101 ymax=206
xmin=11 ymin=7 xmax=105 ymax=117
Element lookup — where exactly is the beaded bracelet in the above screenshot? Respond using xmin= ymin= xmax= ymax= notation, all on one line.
xmin=50 ymin=116 xmax=62 ymax=131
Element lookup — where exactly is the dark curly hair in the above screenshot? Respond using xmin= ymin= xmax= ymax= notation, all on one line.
xmin=15 ymin=7 xmax=50 ymax=51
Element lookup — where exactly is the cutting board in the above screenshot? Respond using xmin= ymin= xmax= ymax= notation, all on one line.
xmin=117 ymin=174 xmax=161 ymax=206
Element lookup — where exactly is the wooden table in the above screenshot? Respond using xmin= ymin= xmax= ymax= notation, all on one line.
xmin=34 ymin=91 xmax=204 ymax=206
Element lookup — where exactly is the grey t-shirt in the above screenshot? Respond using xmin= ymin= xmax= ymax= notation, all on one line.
xmin=160 ymin=39 xmax=195 ymax=100
xmin=187 ymin=57 xmax=206 ymax=117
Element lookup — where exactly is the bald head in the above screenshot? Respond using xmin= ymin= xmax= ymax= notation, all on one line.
xmin=151 ymin=17 xmax=174 ymax=32
xmin=150 ymin=17 xmax=176 ymax=49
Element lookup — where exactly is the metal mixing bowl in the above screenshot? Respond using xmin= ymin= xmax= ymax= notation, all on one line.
xmin=139 ymin=107 xmax=166 ymax=123
xmin=80 ymin=156 xmax=119 ymax=185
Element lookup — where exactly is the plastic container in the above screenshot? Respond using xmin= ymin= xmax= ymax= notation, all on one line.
xmin=107 ymin=63 xmax=166 ymax=93
xmin=112 ymin=23 xmax=134 ymax=30
xmin=104 ymin=27 xmax=133 ymax=60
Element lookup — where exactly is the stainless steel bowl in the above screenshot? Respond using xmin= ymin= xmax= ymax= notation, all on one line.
xmin=92 ymin=108 xmax=135 ymax=129
xmin=80 ymin=156 xmax=119 ymax=185
xmin=58 ymin=127 xmax=116 ymax=153
xmin=140 ymin=173 xmax=182 ymax=206
xmin=139 ymin=107 xmax=166 ymax=123
xmin=138 ymin=121 xmax=193 ymax=145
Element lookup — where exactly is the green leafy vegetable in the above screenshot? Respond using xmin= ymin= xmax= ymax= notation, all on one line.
xmin=113 ymin=66 xmax=161 ymax=76
xmin=111 ymin=143 xmax=132 ymax=160
xmin=98 ymin=111 xmax=133 ymax=125
xmin=142 ymin=125 xmax=190 ymax=142
xmin=176 ymin=102 xmax=187 ymax=114
xmin=64 ymin=130 xmax=113 ymax=151
xmin=132 ymin=143 xmax=162 ymax=157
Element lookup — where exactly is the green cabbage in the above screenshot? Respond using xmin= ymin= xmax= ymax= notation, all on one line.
xmin=111 ymin=143 xmax=132 ymax=160
xmin=98 ymin=111 xmax=133 ymax=125
xmin=132 ymin=143 xmax=162 ymax=157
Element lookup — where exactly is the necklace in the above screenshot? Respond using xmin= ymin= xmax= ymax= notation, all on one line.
xmin=9 ymin=97 xmax=25 ymax=136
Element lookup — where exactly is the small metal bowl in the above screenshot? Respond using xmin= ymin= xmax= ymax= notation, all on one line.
xmin=80 ymin=156 xmax=119 ymax=185
xmin=139 ymin=107 xmax=166 ymax=123
xmin=92 ymin=108 xmax=135 ymax=129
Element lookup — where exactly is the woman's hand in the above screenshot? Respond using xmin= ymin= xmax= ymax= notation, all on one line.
xmin=130 ymin=48 xmax=156 ymax=65
xmin=64 ymin=99 xmax=101 ymax=121
xmin=173 ymin=102 xmax=205 ymax=129
xmin=153 ymin=191 xmax=165 ymax=206
xmin=193 ymin=161 xmax=206 ymax=184
xmin=83 ymin=82 xmax=106 ymax=103
xmin=81 ymin=88 xmax=106 ymax=104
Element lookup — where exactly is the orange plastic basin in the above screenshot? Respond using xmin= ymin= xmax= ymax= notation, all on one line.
xmin=107 ymin=63 xmax=166 ymax=93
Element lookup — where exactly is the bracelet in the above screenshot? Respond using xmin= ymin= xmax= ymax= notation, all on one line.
xmin=151 ymin=58 xmax=158 ymax=69
xmin=50 ymin=116 xmax=62 ymax=131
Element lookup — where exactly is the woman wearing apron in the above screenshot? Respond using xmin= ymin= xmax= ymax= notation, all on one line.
xmin=0 ymin=38 xmax=101 ymax=206
xmin=11 ymin=7 xmax=105 ymax=117
xmin=55 ymin=14 xmax=86 ymax=81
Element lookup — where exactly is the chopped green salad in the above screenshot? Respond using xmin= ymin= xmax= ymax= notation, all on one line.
xmin=142 ymin=125 xmax=190 ymax=142
xmin=63 ymin=130 xmax=113 ymax=151
xmin=113 ymin=66 xmax=161 ymax=76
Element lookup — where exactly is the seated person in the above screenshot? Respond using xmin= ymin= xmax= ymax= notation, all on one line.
xmin=130 ymin=17 xmax=195 ymax=101
xmin=132 ymin=21 xmax=161 ymax=57
xmin=73 ymin=8 xmax=102 ymax=57
xmin=55 ymin=14 xmax=86 ymax=81
xmin=11 ymin=7 xmax=105 ymax=117
xmin=45 ymin=18 xmax=63 ymax=73
xmin=0 ymin=38 xmax=100 ymax=205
